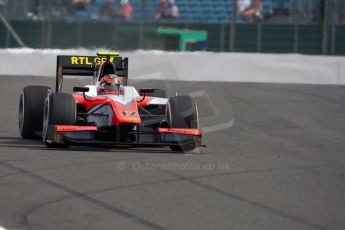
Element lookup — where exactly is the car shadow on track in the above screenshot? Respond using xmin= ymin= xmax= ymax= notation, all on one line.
xmin=0 ymin=136 xmax=185 ymax=154
xmin=0 ymin=136 xmax=44 ymax=149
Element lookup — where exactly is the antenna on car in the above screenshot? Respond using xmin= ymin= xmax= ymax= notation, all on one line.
xmin=97 ymin=51 xmax=120 ymax=61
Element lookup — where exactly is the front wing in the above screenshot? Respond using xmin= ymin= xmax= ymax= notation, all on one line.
xmin=45 ymin=125 xmax=203 ymax=148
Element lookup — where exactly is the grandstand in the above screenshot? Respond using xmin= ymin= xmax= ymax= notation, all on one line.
xmin=0 ymin=0 xmax=321 ymax=24
xmin=72 ymin=0 xmax=294 ymax=23
xmin=0 ymin=0 xmax=344 ymax=55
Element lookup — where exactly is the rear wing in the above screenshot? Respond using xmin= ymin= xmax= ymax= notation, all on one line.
xmin=56 ymin=55 xmax=128 ymax=92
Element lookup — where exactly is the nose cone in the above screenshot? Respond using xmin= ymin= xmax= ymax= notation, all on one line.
xmin=110 ymin=99 xmax=141 ymax=125
xmin=119 ymin=110 xmax=141 ymax=124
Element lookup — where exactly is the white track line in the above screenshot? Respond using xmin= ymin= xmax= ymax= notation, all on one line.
xmin=0 ymin=226 xmax=7 ymax=230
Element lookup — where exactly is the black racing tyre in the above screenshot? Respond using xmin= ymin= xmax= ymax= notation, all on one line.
xmin=42 ymin=93 xmax=76 ymax=148
xmin=167 ymin=96 xmax=198 ymax=152
xmin=19 ymin=86 xmax=51 ymax=139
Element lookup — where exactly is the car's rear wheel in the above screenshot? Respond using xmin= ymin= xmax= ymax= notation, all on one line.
xmin=42 ymin=93 xmax=76 ymax=148
xmin=19 ymin=86 xmax=51 ymax=139
xmin=167 ymin=96 xmax=199 ymax=152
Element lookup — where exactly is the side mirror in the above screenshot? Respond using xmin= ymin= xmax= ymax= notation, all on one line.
xmin=139 ymin=88 xmax=155 ymax=95
xmin=138 ymin=88 xmax=156 ymax=102
xmin=73 ymin=87 xmax=89 ymax=93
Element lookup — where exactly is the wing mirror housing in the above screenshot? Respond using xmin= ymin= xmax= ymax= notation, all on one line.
xmin=73 ymin=87 xmax=90 ymax=101
xmin=139 ymin=88 xmax=155 ymax=95
xmin=138 ymin=88 xmax=156 ymax=102
xmin=73 ymin=87 xmax=90 ymax=93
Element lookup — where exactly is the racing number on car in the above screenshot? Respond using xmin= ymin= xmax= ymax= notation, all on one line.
xmin=121 ymin=111 xmax=137 ymax=117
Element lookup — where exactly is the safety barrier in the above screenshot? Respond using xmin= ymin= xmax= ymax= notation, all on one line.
xmin=0 ymin=49 xmax=344 ymax=85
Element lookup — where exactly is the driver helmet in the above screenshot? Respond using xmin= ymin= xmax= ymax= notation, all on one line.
xmin=98 ymin=74 xmax=122 ymax=95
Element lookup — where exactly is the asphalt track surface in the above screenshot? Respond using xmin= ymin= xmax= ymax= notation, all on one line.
xmin=0 ymin=75 xmax=344 ymax=230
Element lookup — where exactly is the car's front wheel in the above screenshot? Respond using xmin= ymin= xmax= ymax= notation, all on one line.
xmin=42 ymin=93 xmax=76 ymax=148
xmin=167 ymin=96 xmax=199 ymax=152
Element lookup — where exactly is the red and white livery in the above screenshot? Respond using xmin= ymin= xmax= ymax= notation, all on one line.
xmin=19 ymin=52 xmax=202 ymax=151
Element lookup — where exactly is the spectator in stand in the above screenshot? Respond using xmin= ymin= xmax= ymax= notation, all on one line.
xmin=237 ymin=0 xmax=263 ymax=21
xmin=155 ymin=0 xmax=167 ymax=20
xmin=73 ymin=0 xmax=91 ymax=11
xmin=27 ymin=0 xmax=40 ymax=20
xmin=99 ymin=0 xmax=116 ymax=17
xmin=166 ymin=0 xmax=179 ymax=18
xmin=114 ymin=0 xmax=133 ymax=21
xmin=155 ymin=0 xmax=179 ymax=21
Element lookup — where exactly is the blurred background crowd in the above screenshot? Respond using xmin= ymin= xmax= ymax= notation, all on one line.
xmin=0 ymin=0 xmax=344 ymax=24
xmin=0 ymin=0 xmax=344 ymax=55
